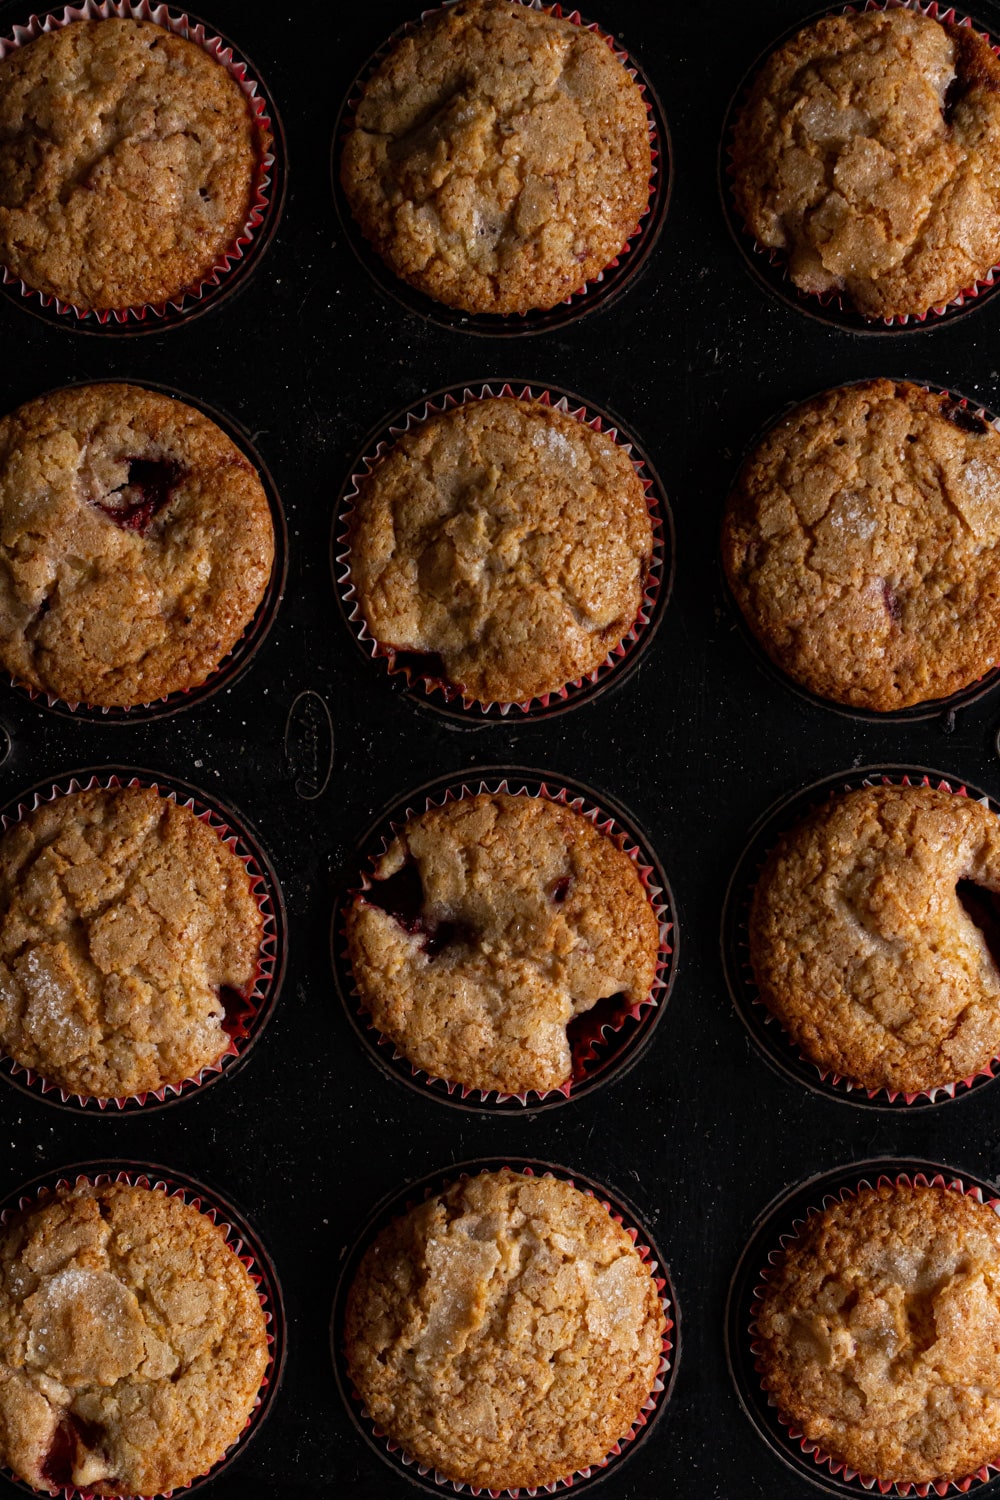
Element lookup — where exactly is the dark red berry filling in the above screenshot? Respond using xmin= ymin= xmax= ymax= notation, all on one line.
xmin=957 ymin=880 xmax=1000 ymax=972
xmin=387 ymin=647 xmax=450 ymax=685
xmin=941 ymin=401 xmax=989 ymax=435
xmin=364 ymin=859 xmax=471 ymax=956
xmin=218 ymin=985 xmax=255 ymax=1041
xmin=41 ymin=1413 xmax=106 ymax=1488
xmin=550 ymin=876 xmax=572 ymax=904
xmin=93 ymin=456 xmax=182 ymax=535
xmin=882 ymin=581 xmax=902 ymax=623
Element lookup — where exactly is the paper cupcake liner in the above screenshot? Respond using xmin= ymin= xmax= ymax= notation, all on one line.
xmin=332 ymin=768 xmax=677 ymax=1113
xmin=331 ymin=1 xmax=670 ymax=338
xmin=728 ymin=1159 xmax=1000 ymax=1496
xmin=721 ymin=379 xmax=1000 ymax=724
xmin=0 ymin=768 xmax=286 ymax=1113
xmin=0 ymin=1160 xmax=285 ymax=1500
xmin=719 ymin=0 xmax=1000 ymax=334
xmin=721 ymin=764 xmax=1000 ymax=1110
xmin=0 ymin=0 xmax=285 ymax=334
xmin=333 ymin=382 xmax=673 ymax=723
xmin=1 ymin=381 xmax=288 ymax=725
xmin=331 ymin=1157 xmax=678 ymax=1497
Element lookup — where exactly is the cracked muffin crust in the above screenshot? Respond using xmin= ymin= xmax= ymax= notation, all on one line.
xmin=347 ymin=396 xmax=653 ymax=705
xmin=0 ymin=1179 xmax=268 ymax=1496
xmin=0 ymin=383 xmax=274 ymax=709
xmin=729 ymin=9 xmax=1000 ymax=319
xmin=344 ymin=1168 xmax=665 ymax=1490
xmin=339 ymin=0 xmax=652 ymax=315
xmin=722 ymin=380 xmax=1000 ymax=712
xmin=0 ymin=17 xmax=261 ymax=312
xmin=344 ymin=791 xmax=659 ymax=1095
xmin=749 ymin=783 xmax=1000 ymax=1095
xmin=755 ymin=1181 xmax=1000 ymax=1484
xmin=0 ymin=784 xmax=263 ymax=1100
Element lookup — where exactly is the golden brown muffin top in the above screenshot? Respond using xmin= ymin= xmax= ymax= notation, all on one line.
xmin=730 ymin=9 xmax=1000 ymax=318
xmin=348 ymin=397 xmax=652 ymax=704
xmin=0 ymin=383 xmax=274 ymax=708
xmin=756 ymin=1181 xmax=1000 ymax=1483
xmin=0 ymin=1180 xmax=268 ymax=1496
xmin=345 ymin=1169 xmax=665 ymax=1489
xmin=749 ymin=783 xmax=1000 ymax=1095
xmin=0 ymin=18 xmax=260 ymax=311
xmin=340 ymin=0 xmax=651 ymax=314
xmin=0 ymin=785 xmax=263 ymax=1100
xmin=722 ymin=380 xmax=1000 ymax=711
xmin=345 ymin=791 xmax=660 ymax=1094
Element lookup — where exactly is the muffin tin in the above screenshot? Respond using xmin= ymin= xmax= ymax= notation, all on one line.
xmin=5 ymin=0 xmax=1000 ymax=1496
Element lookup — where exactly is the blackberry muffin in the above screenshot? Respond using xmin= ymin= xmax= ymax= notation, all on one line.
xmin=0 ymin=1178 xmax=268 ymax=1495
xmin=340 ymin=0 xmax=652 ymax=315
xmin=749 ymin=782 xmax=1000 ymax=1095
xmin=344 ymin=790 xmax=660 ymax=1095
xmin=730 ymin=8 xmax=1000 ymax=319
xmin=0 ymin=784 xmax=263 ymax=1100
xmin=722 ymin=380 xmax=1000 ymax=712
xmin=347 ymin=396 xmax=653 ymax=705
xmin=0 ymin=17 xmax=262 ymax=312
xmin=344 ymin=1168 xmax=665 ymax=1490
xmin=0 ymin=383 xmax=275 ymax=709
xmin=755 ymin=1180 xmax=1000 ymax=1484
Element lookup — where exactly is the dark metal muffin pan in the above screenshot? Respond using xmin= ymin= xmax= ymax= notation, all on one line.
xmin=5 ymin=0 xmax=1000 ymax=1495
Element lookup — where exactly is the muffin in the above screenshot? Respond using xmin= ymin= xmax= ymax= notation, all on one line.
xmin=344 ymin=790 xmax=660 ymax=1095
xmin=722 ymin=380 xmax=1000 ymax=712
xmin=754 ymin=1179 xmax=1000 ymax=1484
xmin=729 ymin=8 xmax=1000 ymax=320
xmin=749 ymin=782 xmax=1000 ymax=1095
xmin=346 ymin=395 xmax=653 ymax=705
xmin=0 ymin=17 xmax=262 ymax=312
xmin=344 ymin=1168 xmax=665 ymax=1489
xmin=339 ymin=0 xmax=652 ymax=315
xmin=0 ymin=1177 xmax=268 ymax=1495
xmin=0 ymin=383 xmax=275 ymax=709
xmin=0 ymin=783 xmax=263 ymax=1100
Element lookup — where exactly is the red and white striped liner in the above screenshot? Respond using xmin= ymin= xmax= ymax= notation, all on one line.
xmin=724 ymin=0 xmax=1000 ymax=328
xmin=0 ymin=1167 xmax=279 ymax=1500
xmin=0 ymin=773 xmax=280 ymax=1111
xmin=749 ymin=1170 xmax=1000 ymax=1496
xmin=338 ymin=0 xmax=662 ymax=324
xmin=346 ymin=1164 xmax=675 ymax=1497
xmin=341 ymin=775 xmax=674 ymax=1106
xmin=0 ymin=0 xmax=276 ymax=326
xmin=740 ymin=772 xmax=1000 ymax=1105
xmin=335 ymin=383 xmax=668 ymax=718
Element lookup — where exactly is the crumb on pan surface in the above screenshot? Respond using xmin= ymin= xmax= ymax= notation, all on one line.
xmin=0 ymin=784 xmax=263 ymax=1099
xmin=0 ymin=18 xmax=261 ymax=312
xmin=340 ymin=0 xmax=652 ymax=314
xmin=345 ymin=791 xmax=660 ymax=1095
xmin=0 ymin=382 xmax=274 ymax=709
xmin=730 ymin=9 xmax=1000 ymax=319
xmin=0 ymin=1180 xmax=268 ymax=1496
xmin=349 ymin=396 xmax=652 ymax=704
xmin=749 ymin=783 xmax=1000 ymax=1094
xmin=722 ymin=379 xmax=1000 ymax=711
xmin=755 ymin=1181 xmax=1000 ymax=1483
xmin=344 ymin=1168 xmax=664 ymax=1489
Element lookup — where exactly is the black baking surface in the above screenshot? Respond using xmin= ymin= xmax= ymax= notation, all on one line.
xmin=3 ymin=1 xmax=1000 ymax=1496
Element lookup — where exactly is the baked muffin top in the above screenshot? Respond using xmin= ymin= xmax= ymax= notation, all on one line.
xmin=340 ymin=0 xmax=652 ymax=314
xmin=345 ymin=791 xmax=660 ymax=1095
xmin=749 ymin=783 xmax=1000 ymax=1095
xmin=348 ymin=396 xmax=653 ymax=705
xmin=755 ymin=1181 xmax=1000 ymax=1483
xmin=0 ymin=383 xmax=274 ymax=708
xmin=730 ymin=9 xmax=1000 ymax=319
xmin=0 ymin=1179 xmax=268 ymax=1496
xmin=0 ymin=18 xmax=260 ymax=311
xmin=344 ymin=1168 xmax=665 ymax=1489
xmin=0 ymin=784 xmax=263 ymax=1100
xmin=722 ymin=380 xmax=1000 ymax=711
